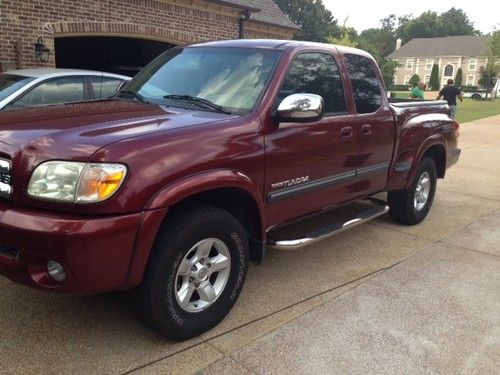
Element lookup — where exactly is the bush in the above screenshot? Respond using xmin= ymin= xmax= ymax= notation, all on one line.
xmin=455 ymin=68 xmax=463 ymax=87
xmin=409 ymin=74 xmax=420 ymax=87
xmin=461 ymin=85 xmax=479 ymax=92
xmin=429 ymin=64 xmax=440 ymax=90
xmin=390 ymin=84 xmax=411 ymax=91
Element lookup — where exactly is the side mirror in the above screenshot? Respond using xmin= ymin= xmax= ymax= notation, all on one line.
xmin=275 ymin=93 xmax=324 ymax=123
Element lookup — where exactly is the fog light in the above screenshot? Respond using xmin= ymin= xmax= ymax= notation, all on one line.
xmin=46 ymin=260 xmax=66 ymax=282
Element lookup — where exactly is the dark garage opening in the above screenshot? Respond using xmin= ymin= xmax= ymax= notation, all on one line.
xmin=55 ymin=36 xmax=176 ymax=77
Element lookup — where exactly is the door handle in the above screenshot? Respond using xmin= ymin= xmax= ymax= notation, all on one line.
xmin=340 ymin=126 xmax=353 ymax=138
xmin=362 ymin=124 xmax=372 ymax=136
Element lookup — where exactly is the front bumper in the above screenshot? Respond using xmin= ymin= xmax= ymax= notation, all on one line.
xmin=0 ymin=203 xmax=144 ymax=293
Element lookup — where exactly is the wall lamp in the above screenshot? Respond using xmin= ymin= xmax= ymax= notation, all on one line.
xmin=34 ymin=37 xmax=51 ymax=63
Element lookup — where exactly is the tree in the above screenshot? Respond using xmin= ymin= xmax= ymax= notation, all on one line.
xmin=379 ymin=59 xmax=398 ymax=88
xmin=395 ymin=8 xmax=479 ymax=43
xmin=429 ymin=64 xmax=440 ymax=90
xmin=455 ymin=68 xmax=463 ymax=87
xmin=409 ymin=74 xmax=420 ymax=87
xmin=439 ymin=8 xmax=478 ymax=36
xmin=328 ymin=26 xmax=358 ymax=47
xmin=489 ymin=30 xmax=500 ymax=58
xmin=478 ymin=62 xmax=498 ymax=99
xmin=274 ymin=0 xmax=341 ymax=42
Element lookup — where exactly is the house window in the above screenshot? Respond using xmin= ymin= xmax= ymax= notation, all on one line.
xmin=468 ymin=59 xmax=477 ymax=70
xmin=405 ymin=59 xmax=414 ymax=70
xmin=466 ymin=75 xmax=475 ymax=85
xmin=444 ymin=64 xmax=454 ymax=77
xmin=425 ymin=59 xmax=434 ymax=70
xmin=424 ymin=75 xmax=431 ymax=84
xmin=404 ymin=75 xmax=411 ymax=84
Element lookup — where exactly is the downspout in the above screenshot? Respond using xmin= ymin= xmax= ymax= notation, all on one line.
xmin=239 ymin=10 xmax=251 ymax=39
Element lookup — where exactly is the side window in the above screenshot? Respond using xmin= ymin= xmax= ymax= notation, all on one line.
xmin=91 ymin=76 xmax=125 ymax=99
xmin=278 ymin=52 xmax=346 ymax=114
xmin=10 ymin=77 xmax=85 ymax=108
xmin=345 ymin=54 xmax=383 ymax=114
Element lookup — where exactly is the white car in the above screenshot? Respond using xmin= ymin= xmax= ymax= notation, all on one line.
xmin=0 ymin=68 xmax=131 ymax=111
xmin=462 ymin=80 xmax=500 ymax=100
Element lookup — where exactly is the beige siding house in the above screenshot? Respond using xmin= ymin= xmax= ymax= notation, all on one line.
xmin=387 ymin=36 xmax=489 ymax=87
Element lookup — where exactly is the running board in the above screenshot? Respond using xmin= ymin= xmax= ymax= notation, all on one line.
xmin=267 ymin=198 xmax=389 ymax=251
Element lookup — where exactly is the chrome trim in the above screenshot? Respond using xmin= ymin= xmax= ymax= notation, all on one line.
xmin=355 ymin=162 xmax=389 ymax=178
xmin=267 ymin=198 xmax=389 ymax=251
xmin=268 ymin=170 xmax=355 ymax=202
xmin=276 ymin=93 xmax=324 ymax=122
xmin=0 ymin=159 xmax=10 ymax=173
xmin=0 ymin=182 xmax=11 ymax=198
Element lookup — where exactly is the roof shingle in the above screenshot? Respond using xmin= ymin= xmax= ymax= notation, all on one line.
xmin=387 ymin=35 xmax=489 ymax=58
xmin=206 ymin=0 xmax=299 ymax=30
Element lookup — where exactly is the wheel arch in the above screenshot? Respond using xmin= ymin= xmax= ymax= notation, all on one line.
xmin=125 ymin=170 xmax=265 ymax=289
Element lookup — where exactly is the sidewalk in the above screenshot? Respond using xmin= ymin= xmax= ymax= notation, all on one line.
xmin=0 ymin=116 xmax=499 ymax=374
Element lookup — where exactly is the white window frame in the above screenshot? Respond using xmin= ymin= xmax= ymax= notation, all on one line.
xmin=466 ymin=75 xmax=475 ymax=85
xmin=425 ymin=59 xmax=434 ymax=70
xmin=404 ymin=75 xmax=411 ymax=85
xmin=468 ymin=58 xmax=477 ymax=71
xmin=424 ymin=75 xmax=431 ymax=84
xmin=405 ymin=59 xmax=414 ymax=70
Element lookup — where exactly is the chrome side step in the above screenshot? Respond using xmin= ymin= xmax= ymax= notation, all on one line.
xmin=267 ymin=198 xmax=389 ymax=251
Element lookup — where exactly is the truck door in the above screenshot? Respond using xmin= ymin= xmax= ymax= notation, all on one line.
xmin=343 ymin=54 xmax=395 ymax=197
xmin=264 ymin=52 xmax=357 ymax=226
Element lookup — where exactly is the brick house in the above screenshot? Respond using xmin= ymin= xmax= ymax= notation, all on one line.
xmin=387 ymin=35 xmax=489 ymax=88
xmin=0 ymin=0 xmax=298 ymax=75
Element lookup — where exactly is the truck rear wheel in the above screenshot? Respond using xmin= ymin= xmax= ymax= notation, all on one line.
xmin=133 ymin=205 xmax=249 ymax=340
xmin=388 ymin=156 xmax=437 ymax=225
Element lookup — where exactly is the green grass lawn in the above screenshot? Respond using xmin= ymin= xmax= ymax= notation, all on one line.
xmin=391 ymin=92 xmax=500 ymax=123
xmin=455 ymin=99 xmax=500 ymax=123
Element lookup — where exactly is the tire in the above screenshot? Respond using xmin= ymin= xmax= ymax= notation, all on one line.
xmin=132 ymin=205 xmax=249 ymax=340
xmin=388 ymin=156 xmax=437 ymax=225
xmin=471 ymin=94 xmax=481 ymax=100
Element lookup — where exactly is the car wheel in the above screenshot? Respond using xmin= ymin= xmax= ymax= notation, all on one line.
xmin=388 ymin=156 xmax=437 ymax=225
xmin=132 ymin=205 xmax=249 ymax=340
xmin=471 ymin=94 xmax=481 ymax=100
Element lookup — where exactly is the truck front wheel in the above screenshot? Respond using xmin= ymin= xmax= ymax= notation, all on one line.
xmin=388 ymin=156 xmax=437 ymax=225
xmin=133 ymin=205 xmax=249 ymax=340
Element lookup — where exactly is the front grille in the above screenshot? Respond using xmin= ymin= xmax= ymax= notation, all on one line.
xmin=0 ymin=158 xmax=12 ymax=199
xmin=0 ymin=244 xmax=18 ymax=258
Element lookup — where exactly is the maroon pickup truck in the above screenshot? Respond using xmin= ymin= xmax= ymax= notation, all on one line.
xmin=0 ymin=40 xmax=460 ymax=340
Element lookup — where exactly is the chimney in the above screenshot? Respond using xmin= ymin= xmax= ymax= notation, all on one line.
xmin=396 ymin=38 xmax=402 ymax=50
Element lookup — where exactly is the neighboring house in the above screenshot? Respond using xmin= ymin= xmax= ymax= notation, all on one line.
xmin=387 ymin=35 xmax=489 ymax=88
xmin=0 ymin=0 xmax=298 ymax=75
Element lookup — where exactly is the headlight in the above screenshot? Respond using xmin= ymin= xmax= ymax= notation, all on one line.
xmin=28 ymin=161 xmax=127 ymax=203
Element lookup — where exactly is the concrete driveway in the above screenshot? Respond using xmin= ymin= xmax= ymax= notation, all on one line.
xmin=1 ymin=115 xmax=499 ymax=374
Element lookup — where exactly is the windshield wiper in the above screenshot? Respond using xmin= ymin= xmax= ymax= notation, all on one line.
xmin=116 ymin=90 xmax=149 ymax=103
xmin=163 ymin=94 xmax=232 ymax=114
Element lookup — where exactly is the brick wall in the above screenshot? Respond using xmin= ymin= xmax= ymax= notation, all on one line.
xmin=0 ymin=0 xmax=293 ymax=71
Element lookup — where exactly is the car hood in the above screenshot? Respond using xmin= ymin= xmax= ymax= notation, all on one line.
xmin=0 ymin=99 xmax=236 ymax=159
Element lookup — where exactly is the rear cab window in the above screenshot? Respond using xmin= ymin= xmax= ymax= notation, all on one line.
xmin=345 ymin=54 xmax=383 ymax=114
xmin=277 ymin=52 xmax=346 ymax=115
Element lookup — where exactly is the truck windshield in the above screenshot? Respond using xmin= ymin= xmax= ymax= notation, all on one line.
xmin=0 ymin=74 xmax=35 ymax=102
xmin=125 ymin=47 xmax=281 ymax=114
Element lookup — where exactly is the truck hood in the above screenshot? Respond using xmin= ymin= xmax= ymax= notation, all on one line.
xmin=0 ymin=99 xmax=235 ymax=159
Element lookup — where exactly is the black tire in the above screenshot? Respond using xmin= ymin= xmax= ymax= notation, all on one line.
xmin=132 ymin=205 xmax=249 ymax=340
xmin=388 ymin=156 xmax=437 ymax=225
xmin=471 ymin=94 xmax=481 ymax=100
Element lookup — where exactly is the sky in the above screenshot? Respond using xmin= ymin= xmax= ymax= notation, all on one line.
xmin=323 ymin=0 xmax=499 ymax=34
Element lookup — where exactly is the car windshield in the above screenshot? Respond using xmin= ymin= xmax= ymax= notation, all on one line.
xmin=0 ymin=74 xmax=35 ymax=102
xmin=125 ymin=47 xmax=281 ymax=114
